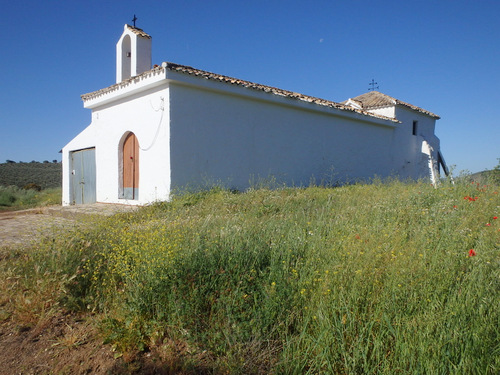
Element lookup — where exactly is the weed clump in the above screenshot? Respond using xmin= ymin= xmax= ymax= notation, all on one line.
xmin=23 ymin=183 xmax=42 ymax=191
xmin=0 ymin=185 xmax=61 ymax=210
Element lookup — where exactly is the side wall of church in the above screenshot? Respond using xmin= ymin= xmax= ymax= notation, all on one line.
xmin=168 ymin=82 xmax=399 ymax=192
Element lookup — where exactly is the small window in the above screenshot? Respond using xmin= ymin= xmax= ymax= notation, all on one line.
xmin=412 ymin=121 xmax=418 ymax=136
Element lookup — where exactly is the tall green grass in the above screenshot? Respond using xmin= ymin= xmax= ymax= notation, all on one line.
xmin=2 ymin=180 xmax=499 ymax=373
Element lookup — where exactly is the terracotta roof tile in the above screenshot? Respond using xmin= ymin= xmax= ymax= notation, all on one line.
xmin=82 ymin=62 xmax=398 ymax=123
xmin=163 ymin=62 xmax=397 ymax=122
xmin=126 ymin=24 xmax=151 ymax=39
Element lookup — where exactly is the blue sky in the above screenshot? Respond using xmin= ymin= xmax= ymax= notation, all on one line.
xmin=1 ymin=0 xmax=498 ymax=173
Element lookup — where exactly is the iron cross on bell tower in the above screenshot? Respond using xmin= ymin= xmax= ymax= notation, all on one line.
xmin=132 ymin=15 xmax=138 ymax=27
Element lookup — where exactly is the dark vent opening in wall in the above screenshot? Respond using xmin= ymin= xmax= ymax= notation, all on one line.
xmin=412 ymin=121 xmax=418 ymax=136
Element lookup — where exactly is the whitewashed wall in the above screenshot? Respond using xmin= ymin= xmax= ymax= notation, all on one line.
xmin=366 ymin=105 xmax=439 ymax=179
xmin=392 ymin=106 xmax=440 ymax=179
xmin=168 ymin=82 xmax=397 ymax=192
xmin=62 ymin=85 xmax=170 ymax=205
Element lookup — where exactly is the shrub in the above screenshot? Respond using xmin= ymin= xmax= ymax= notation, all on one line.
xmin=0 ymin=189 xmax=17 ymax=206
xmin=0 ymin=186 xmax=61 ymax=209
xmin=23 ymin=183 xmax=42 ymax=191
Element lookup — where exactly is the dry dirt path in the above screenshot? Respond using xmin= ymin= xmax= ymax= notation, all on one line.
xmin=0 ymin=204 xmax=139 ymax=248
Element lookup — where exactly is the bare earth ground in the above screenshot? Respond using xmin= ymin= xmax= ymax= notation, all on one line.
xmin=0 ymin=205 xmax=182 ymax=375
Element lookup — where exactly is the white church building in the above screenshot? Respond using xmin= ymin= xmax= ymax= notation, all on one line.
xmin=62 ymin=24 xmax=447 ymax=206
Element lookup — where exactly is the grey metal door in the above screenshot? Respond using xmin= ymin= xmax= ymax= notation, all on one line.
xmin=71 ymin=148 xmax=96 ymax=204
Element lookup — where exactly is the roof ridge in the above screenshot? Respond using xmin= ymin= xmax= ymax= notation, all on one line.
xmin=82 ymin=62 xmax=398 ymax=123
xmin=163 ymin=62 xmax=397 ymax=122
xmin=371 ymin=91 xmax=397 ymax=104
xmin=125 ymin=24 xmax=151 ymax=39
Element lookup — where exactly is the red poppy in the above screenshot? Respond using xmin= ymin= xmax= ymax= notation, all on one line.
xmin=486 ymin=223 xmax=491 ymax=226
xmin=468 ymin=249 xmax=476 ymax=257
xmin=494 ymin=217 xmax=498 ymax=220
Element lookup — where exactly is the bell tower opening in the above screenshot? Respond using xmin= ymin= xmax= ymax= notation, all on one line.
xmin=116 ymin=24 xmax=152 ymax=83
xmin=121 ymin=35 xmax=132 ymax=81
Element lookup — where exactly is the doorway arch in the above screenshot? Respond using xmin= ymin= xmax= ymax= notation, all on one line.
xmin=121 ymin=132 xmax=139 ymax=200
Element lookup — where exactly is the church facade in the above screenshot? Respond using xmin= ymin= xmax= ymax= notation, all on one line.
xmin=62 ymin=25 xmax=446 ymax=206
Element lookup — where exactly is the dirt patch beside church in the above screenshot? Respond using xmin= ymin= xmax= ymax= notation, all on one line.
xmin=0 ymin=312 xmax=184 ymax=375
xmin=0 ymin=314 xmax=117 ymax=374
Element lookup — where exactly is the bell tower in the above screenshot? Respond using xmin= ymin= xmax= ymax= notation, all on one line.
xmin=116 ymin=24 xmax=152 ymax=83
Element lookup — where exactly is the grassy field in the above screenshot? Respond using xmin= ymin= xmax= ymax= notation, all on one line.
xmin=1 ymin=178 xmax=499 ymax=373
xmin=0 ymin=161 xmax=61 ymax=189
xmin=0 ymin=186 xmax=61 ymax=211
xmin=0 ymin=161 xmax=62 ymax=210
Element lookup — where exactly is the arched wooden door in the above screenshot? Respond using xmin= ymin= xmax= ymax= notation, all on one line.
xmin=123 ymin=133 xmax=139 ymax=199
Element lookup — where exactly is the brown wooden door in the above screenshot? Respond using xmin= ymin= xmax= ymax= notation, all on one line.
xmin=123 ymin=133 xmax=139 ymax=199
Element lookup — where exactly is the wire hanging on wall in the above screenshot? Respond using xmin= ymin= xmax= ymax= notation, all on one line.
xmin=139 ymin=96 xmax=164 ymax=151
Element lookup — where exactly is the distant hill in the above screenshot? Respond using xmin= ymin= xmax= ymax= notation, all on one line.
xmin=0 ymin=162 xmax=61 ymax=189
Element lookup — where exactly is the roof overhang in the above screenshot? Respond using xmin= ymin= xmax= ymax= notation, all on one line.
xmin=82 ymin=66 xmax=167 ymax=109
xmin=81 ymin=62 xmax=398 ymax=127
xmin=165 ymin=69 xmax=396 ymax=128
